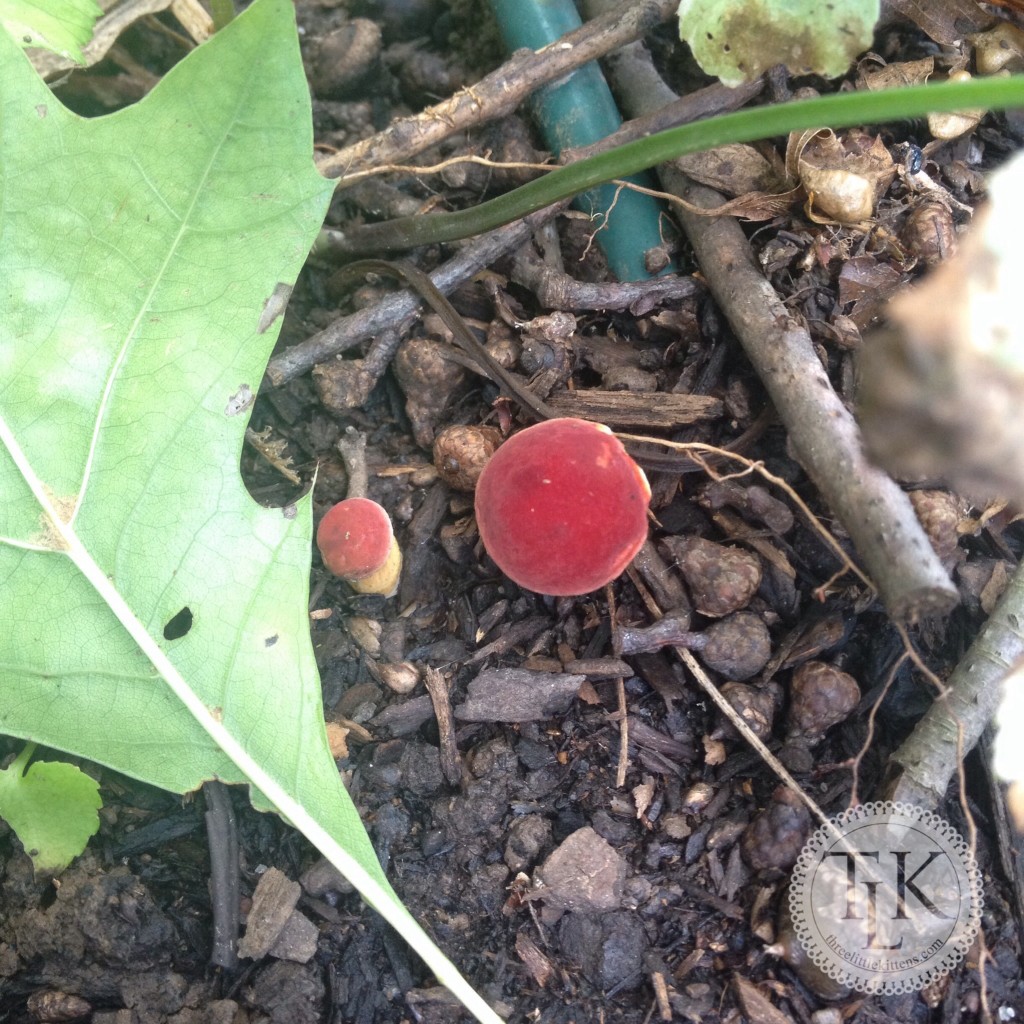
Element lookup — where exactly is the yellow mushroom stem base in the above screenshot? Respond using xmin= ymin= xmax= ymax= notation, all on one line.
xmin=349 ymin=537 xmax=402 ymax=598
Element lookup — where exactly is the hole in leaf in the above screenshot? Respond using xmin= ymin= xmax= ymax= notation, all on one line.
xmin=163 ymin=607 xmax=193 ymax=640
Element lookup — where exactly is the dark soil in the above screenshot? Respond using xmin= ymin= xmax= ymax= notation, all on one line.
xmin=4 ymin=3 xmax=1024 ymax=1023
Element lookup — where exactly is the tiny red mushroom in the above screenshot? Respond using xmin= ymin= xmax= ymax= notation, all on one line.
xmin=473 ymin=417 xmax=651 ymax=596
xmin=316 ymin=497 xmax=402 ymax=597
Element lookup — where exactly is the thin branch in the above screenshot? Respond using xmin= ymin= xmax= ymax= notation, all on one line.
xmin=887 ymin=559 xmax=1024 ymax=807
xmin=267 ymin=209 xmax=557 ymax=386
xmin=676 ymin=647 xmax=831 ymax=829
xmin=590 ymin=21 xmax=957 ymax=622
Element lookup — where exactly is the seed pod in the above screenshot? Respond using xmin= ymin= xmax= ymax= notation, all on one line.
xmin=972 ymin=22 xmax=1024 ymax=75
xmin=787 ymin=661 xmax=860 ymax=741
xmin=376 ymin=661 xmax=420 ymax=694
xmin=793 ymin=128 xmax=896 ymax=224
xmin=310 ymin=20 xmax=382 ymax=100
xmin=663 ymin=535 xmax=762 ymax=617
xmin=902 ymin=201 xmax=957 ymax=266
xmin=27 ymin=991 xmax=91 ymax=1022
xmin=714 ymin=681 xmax=779 ymax=741
xmin=741 ymin=786 xmax=811 ymax=872
xmin=433 ymin=424 xmax=503 ymax=491
xmin=927 ymin=70 xmax=984 ymax=140
xmin=908 ymin=488 xmax=962 ymax=566
xmin=393 ymin=336 xmax=469 ymax=449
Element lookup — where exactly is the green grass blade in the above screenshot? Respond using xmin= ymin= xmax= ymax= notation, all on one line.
xmin=347 ymin=76 xmax=1024 ymax=250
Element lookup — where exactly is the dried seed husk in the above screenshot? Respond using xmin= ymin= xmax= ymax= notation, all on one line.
xmin=786 ymin=660 xmax=860 ymax=741
xmin=664 ymin=535 xmax=762 ymax=617
xmin=433 ymin=424 xmax=503 ymax=491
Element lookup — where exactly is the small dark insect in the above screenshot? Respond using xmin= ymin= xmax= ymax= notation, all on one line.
xmin=904 ymin=143 xmax=924 ymax=176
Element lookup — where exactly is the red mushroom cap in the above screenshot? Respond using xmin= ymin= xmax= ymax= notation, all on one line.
xmin=316 ymin=497 xmax=395 ymax=582
xmin=474 ymin=418 xmax=651 ymax=596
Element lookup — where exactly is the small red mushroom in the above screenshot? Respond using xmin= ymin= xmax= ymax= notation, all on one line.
xmin=473 ymin=417 xmax=651 ymax=596
xmin=316 ymin=497 xmax=402 ymax=597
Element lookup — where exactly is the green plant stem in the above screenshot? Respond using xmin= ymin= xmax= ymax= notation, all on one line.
xmin=341 ymin=77 xmax=1024 ymax=254
xmin=9 ymin=743 xmax=35 ymax=776
xmin=0 ymin=412 xmax=505 ymax=1024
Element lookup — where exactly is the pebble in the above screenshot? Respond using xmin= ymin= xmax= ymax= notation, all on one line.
xmin=535 ymin=826 xmax=626 ymax=913
xmin=557 ymin=911 xmax=648 ymax=991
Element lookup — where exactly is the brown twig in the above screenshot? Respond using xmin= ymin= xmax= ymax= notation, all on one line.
xmin=331 ymin=259 xmax=557 ymax=422
xmin=605 ymin=583 xmax=630 ymax=789
xmin=322 ymin=78 xmax=763 ymax=259
xmin=203 ymin=780 xmax=240 ymax=970
xmin=675 ymin=647 xmax=831 ymax=828
xmin=335 ymin=426 xmax=368 ymax=500
xmin=588 ymin=11 xmax=957 ymax=622
xmin=267 ymin=209 xmax=558 ymax=386
xmin=423 ymin=666 xmax=462 ymax=786
xmin=511 ymin=244 xmax=701 ymax=312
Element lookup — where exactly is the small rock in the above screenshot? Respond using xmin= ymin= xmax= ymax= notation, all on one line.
xmin=299 ymin=858 xmax=353 ymax=898
xmin=536 ymin=826 xmax=626 ymax=913
xmin=398 ymin=740 xmax=446 ymax=797
xmin=244 ymin=961 xmax=325 ymax=1024
xmin=557 ymin=911 xmax=647 ymax=991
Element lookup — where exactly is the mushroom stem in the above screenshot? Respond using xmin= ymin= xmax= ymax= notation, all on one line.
xmin=619 ymin=615 xmax=699 ymax=656
xmin=348 ymin=538 xmax=402 ymax=597
xmin=336 ymin=427 xmax=368 ymax=499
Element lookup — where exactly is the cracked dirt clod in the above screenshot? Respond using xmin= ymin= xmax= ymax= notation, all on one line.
xmin=557 ymin=911 xmax=648 ymax=992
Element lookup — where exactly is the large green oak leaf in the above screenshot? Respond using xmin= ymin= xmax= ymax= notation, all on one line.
xmin=0 ymin=4 xmax=503 ymax=1020
xmin=1 ymin=0 xmax=101 ymax=62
